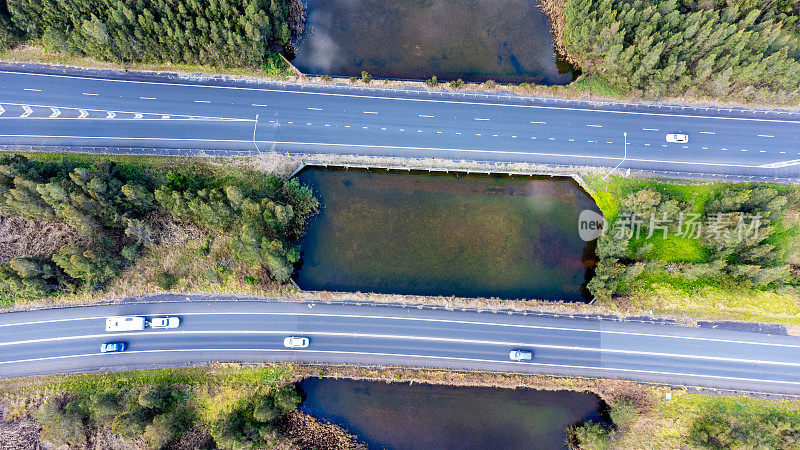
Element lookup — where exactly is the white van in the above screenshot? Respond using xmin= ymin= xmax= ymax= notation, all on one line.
xmin=105 ymin=316 xmax=146 ymax=332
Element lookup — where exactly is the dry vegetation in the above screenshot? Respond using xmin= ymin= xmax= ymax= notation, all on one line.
xmin=0 ymin=215 xmax=86 ymax=264
xmin=0 ymin=364 xmax=363 ymax=450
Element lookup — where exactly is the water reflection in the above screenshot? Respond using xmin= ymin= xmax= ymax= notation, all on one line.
xmin=294 ymin=167 xmax=599 ymax=301
xmin=300 ymin=378 xmax=607 ymax=450
xmin=293 ymin=0 xmax=576 ymax=84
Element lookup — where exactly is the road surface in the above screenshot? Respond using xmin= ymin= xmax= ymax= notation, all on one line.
xmin=0 ymin=66 xmax=799 ymax=181
xmin=3 ymin=300 xmax=800 ymax=394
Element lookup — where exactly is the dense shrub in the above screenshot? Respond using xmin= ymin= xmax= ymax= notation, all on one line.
xmin=566 ymin=421 xmax=610 ymax=449
xmin=564 ymin=0 xmax=800 ymax=102
xmin=154 ymin=175 xmax=317 ymax=282
xmin=0 ymin=155 xmax=318 ymax=300
xmin=0 ymin=155 xmax=154 ymax=291
xmin=6 ymin=0 xmax=305 ymax=68
xmin=589 ymin=184 xmax=793 ymax=300
xmin=689 ymin=399 xmax=800 ymax=449
xmin=211 ymin=385 xmax=301 ymax=449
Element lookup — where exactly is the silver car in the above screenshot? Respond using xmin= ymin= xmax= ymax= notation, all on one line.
xmin=150 ymin=317 xmax=180 ymax=329
xmin=509 ymin=350 xmax=533 ymax=361
xmin=666 ymin=133 xmax=689 ymax=143
xmin=283 ymin=336 xmax=310 ymax=348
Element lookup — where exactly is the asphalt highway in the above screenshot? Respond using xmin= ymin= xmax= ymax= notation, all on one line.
xmin=3 ymin=300 xmax=800 ymax=394
xmin=1 ymin=67 xmax=800 ymax=180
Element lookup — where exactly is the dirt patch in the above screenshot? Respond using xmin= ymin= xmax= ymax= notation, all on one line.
xmin=168 ymin=426 xmax=215 ymax=450
xmin=280 ymin=410 xmax=365 ymax=450
xmin=0 ymin=406 xmax=42 ymax=450
xmin=0 ymin=216 xmax=85 ymax=263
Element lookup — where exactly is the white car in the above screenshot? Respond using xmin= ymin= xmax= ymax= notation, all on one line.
xmin=283 ymin=336 xmax=310 ymax=348
xmin=666 ymin=133 xmax=689 ymax=143
xmin=509 ymin=350 xmax=533 ymax=361
xmin=150 ymin=317 xmax=180 ymax=329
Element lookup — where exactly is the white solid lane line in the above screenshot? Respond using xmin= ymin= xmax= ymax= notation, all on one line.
xmin=8 ymin=70 xmax=800 ymax=124
xmin=3 ymin=311 xmax=799 ymax=349
xmin=23 ymin=88 xmax=41 ymax=92
xmin=0 ymin=134 xmax=784 ymax=169
xmin=699 ymin=131 xmax=716 ymax=134
xmin=3 ymin=330 xmax=800 ymax=368
xmin=3 ymin=348 xmax=800 ymax=387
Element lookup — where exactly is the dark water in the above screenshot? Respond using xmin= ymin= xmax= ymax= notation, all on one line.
xmin=300 ymin=378 xmax=607 ymax=450
xmin=292 ymin=0 xmax=576 ymax=84
xmin=294 ymin=167 xmax=599 ymax=301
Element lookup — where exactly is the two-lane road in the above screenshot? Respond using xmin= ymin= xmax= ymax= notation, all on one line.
xmin=3 ymin=300 xmax=800 ymax=394
xmin=1 ymin=67 xmax=799 ymax=180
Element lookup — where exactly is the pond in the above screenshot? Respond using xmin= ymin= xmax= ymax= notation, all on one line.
xmin=299 ymin=378 xmax=607 ymax=450
xmin=292 ymin=0 xmax=576 ymax=84
xmin=294 ymin=167 xmax=598 ymax=301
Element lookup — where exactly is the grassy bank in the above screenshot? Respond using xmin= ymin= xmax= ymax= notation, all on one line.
xmin=582 ymin=174 xmax=800 ymax=324
xmin=3 ymin=364 xmax=800 ymax=449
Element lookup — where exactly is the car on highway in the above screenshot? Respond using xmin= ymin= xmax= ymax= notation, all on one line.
xmin=105 ymin=316 xmax=146 ymax=331
xmin=283 ymin=336 xmax=310 ymax=348
xmin=150 ymin=317 xmax=180 ymax=329
xmin=666 ymin=133 xmax=689 ymax=143
xmin=100 ymin=342 xmax=126 ymax=353
xmin=509 ymin=350 xmax=533 ymax=361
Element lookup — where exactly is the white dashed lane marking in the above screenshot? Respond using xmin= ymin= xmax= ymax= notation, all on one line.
xmin=307 ymin=107 xmax=323 ymax=111
xmin=82 ymin=92 xmax=98 ymax=96
xmin=586 ymin=124 xmax=603 ymax=128
xmin=23 ymin=88 xmax=41 ymax=92
xmin=758 ymin=135 xmax=775 ymax=138
xmin=699 ymin=131 xmax=716 ymax=135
